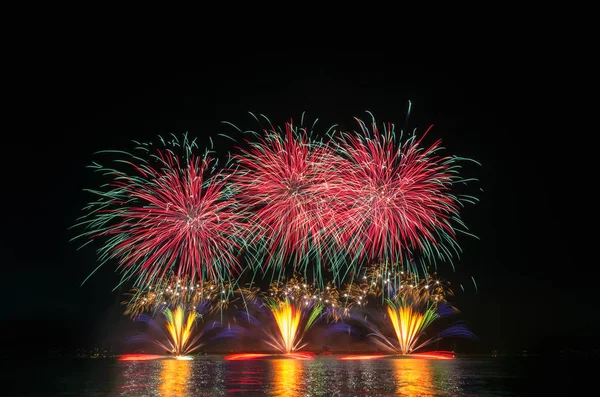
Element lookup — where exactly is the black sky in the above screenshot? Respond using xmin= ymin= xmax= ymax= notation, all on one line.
xmin=4 ymin=48 xmax=588 ymax=356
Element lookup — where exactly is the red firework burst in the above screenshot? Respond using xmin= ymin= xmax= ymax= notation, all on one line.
xmin=330 ymin=116 xmax=464 ymax=266
xmin=231 ymin=119 xmax=341 ymax=272
xmin=76 ymin=136 xmax=246 ymax=286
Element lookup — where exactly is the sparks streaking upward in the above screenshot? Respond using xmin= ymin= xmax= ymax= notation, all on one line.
xmin=331 ymin=110 xmax=479 ymax=274
xmin=163 ymin=307 xmax=198 ymax=356
xmin=235 ymin=276 xmax=329 ymax=355
xmin=229 ymin=113 xmax=342 ymax=279
xmin=72 ymin=134 xmax=247 ymax=288
xmin=127 ymin=304 xmax=244 ymax=359
xmin=263 ymin=298 xmax=323 ymax=354
xmin=133 ymin=306 xmax=201 ymax=357
xmin=384 ymin=297 xmax=439 ymax=355
xmin=328 ymin=268 xmax=476 ymax=355
xmin=367 ymin=282 xmax=475 ymax=355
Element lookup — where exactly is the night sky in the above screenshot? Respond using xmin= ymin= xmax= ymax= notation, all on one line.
xmin=5 ymin=50 xmax=588 ymax=356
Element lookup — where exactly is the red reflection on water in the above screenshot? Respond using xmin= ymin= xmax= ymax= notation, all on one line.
xmin=338 ymin=351 xmax=455 ymax=361
xmin=338 ymin=354 xmax=389 ymax=360
xmin=225 ymin=370 xmax=264 ymax=393
xmin=224 ymin=353 xmax=272 ymax=361
xmin=118 ymin=354 xmax=164 ymax=361
xmin=223 ymin=352 xmax=316 ymax=361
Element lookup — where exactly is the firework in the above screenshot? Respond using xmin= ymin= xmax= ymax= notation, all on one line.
xmin=362 ymin=263 xmax=452 ymax=302
xmin=336 ymin=282 xmax=369 ymax=317
xmin=331 ymin=274 xmax=476 ymax=355
xmin=234 ymin=275 xmax=338 ymax=355
xmin=122 ymin=274 xmax=242 ymax=318
xmin=163 ymin=306 xmax=199 ymax=356
xmin=329 ymin=264 xmax=451 ymax=320
xmin=229 ymin=114 xmax=343 ymax=280
xmin=128 ymin=304 xmax=243 ymax=358
xmin=383 ymin=296 xmax=440 ymax=354
xmin=371 ymin=295 xmax=475 ymax=355
xmin=72 ymin=134 xmax=247 ymax=289
xmin=131 ymin=306 xmax=202 ymax=357
xmin=261 ymin=274 xmax=346 ymax=322
xmin=329 ymin=111 xmax=479 ymax=275
xmin=262 ymin=298 xmax=322 ymax=354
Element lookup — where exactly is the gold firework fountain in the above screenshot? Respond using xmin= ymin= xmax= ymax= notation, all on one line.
xmin=163 ymin=306 xmax=200 ymax=358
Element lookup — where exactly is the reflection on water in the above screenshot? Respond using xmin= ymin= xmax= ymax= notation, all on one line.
xmin=224 ymin=360 xmax=264 ymax=394
xmin=270 ymin=359 xmax=303 ymax=397
xmin=159 ymin=359 xmax=192 ymax=396
xmin=118 ymin=360 xmax=162 ymax=395
xmin=31 ymin=355 xmax=553 ymax=396
xmin=391 ymin=358 xmax=435 ymax=396
xmin=115 ymin=357 xmax=461 ymax=396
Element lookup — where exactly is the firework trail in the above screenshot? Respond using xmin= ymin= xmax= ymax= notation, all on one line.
xmin=329 ymin=110 xmax=479 ymax=275
xmin=228 ymin=113 xmax=343 ymax=282
xmin=72 ymin=134 xmax=247 ymax=289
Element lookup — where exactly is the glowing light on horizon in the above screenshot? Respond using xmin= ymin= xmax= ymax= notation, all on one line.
xmin=223 ymin=352 xmax=316 ymax=361
xmin=117 ymin=354 xmax=164 ymax=361
xmin=338 ymin=354 xmax=387 ymax=361
xmin=223 ymin=353 xmax=272 ymax=361
xmin=337 ymin=351 xmax=454 ymax=361
xmin=411 ymin=351 xmax=455 ymax=360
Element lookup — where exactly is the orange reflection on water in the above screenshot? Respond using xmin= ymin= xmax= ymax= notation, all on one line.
xmin=391 ymin=358 xmax=435 ymax=396
xmin=270 ymin=358 xmax=304 ymax=397
xmin=159 ymin=359 xmax=192 ymax=397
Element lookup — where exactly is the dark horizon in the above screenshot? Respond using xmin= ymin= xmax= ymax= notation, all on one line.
xmin=4 ymin=51 xmax=589 ymax=358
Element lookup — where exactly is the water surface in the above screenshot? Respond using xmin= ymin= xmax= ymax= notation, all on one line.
xmin=7 ymin=355 xmax=592 ymax=396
